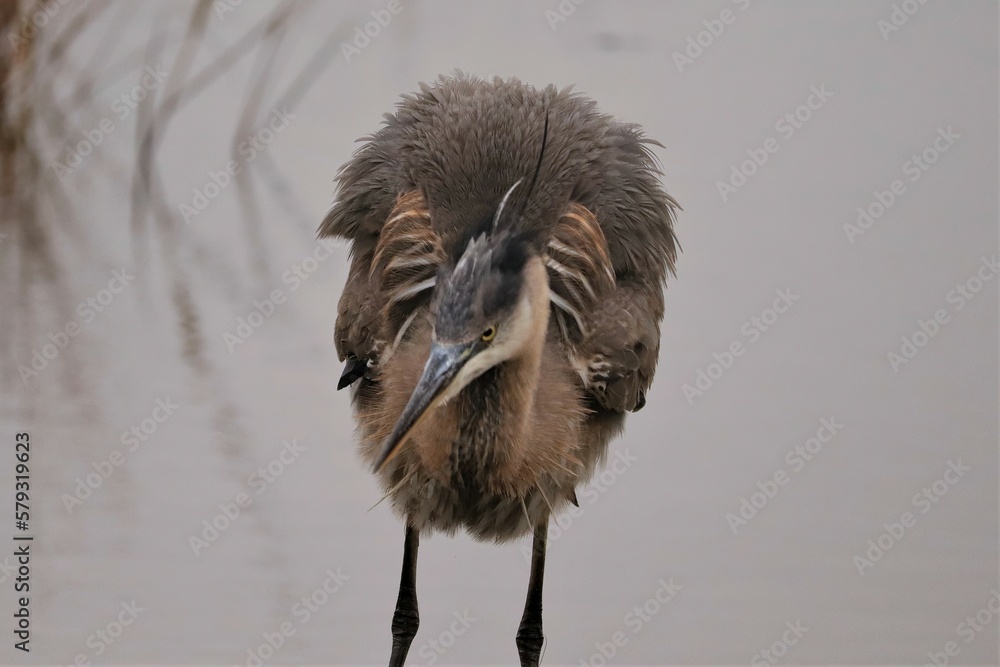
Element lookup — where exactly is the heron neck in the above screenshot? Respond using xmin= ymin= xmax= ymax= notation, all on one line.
xmin=445 ymin=338 xmax=542 ymax=485
xmin=453 ymin=260 xmax=549 ymax=473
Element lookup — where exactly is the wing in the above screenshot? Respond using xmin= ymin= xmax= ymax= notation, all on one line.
xmin=551 ymin=120 xmax=678 ymax=412
xmin=546 ymin=202 xmax=668 ymax=413
xmin=574 ymin=278 xmax=664 ymax=413
xmin=334 ymin=244 xmax=382 ymax=388
xmin=333 ymin=190 xmax=443 ymax=392
xmin=371 ymin=191 xmax=444 ymax=331
xmin=544 ymin=202 xmax=615 ymax=343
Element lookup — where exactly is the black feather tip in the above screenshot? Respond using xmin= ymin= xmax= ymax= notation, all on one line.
xmin=337 ymin=356 xmax=366 ymax=390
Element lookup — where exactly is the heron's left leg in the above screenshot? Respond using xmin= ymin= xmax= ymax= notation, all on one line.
xmin=516 ymin=515 xmax=548 ymax=666
xmin=388 ymin=523 xmax=419 ymax=667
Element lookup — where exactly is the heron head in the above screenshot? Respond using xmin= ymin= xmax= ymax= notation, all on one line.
xmin=373 ymin=182 xmax=550 ymax=471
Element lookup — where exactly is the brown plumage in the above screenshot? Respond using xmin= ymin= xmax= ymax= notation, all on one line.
xmin=321 ymin=73 xmax=679 ymax=666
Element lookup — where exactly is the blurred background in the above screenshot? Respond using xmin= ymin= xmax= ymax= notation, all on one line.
xmin=0 ymin=1 xmax=996 ymax=664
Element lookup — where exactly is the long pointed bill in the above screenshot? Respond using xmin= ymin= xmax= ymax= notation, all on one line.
xmin=373 ymin=343 xmax=471 ymax=471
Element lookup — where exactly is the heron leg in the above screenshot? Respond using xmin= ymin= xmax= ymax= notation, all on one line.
xmin=516 ymin=515 xmax=548 ymax=666
xmin=388 ymin=523 xmax=420 ymax=667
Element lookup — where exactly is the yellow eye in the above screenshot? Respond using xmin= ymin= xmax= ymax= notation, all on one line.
xmin=481 ymin=325 xmax=497 ymax=342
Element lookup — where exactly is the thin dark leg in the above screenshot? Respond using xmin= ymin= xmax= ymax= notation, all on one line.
xmin=388 ymin=524 xmax=419 ymax=667
xmin=516 ymin=515 xmax=548 ymax=666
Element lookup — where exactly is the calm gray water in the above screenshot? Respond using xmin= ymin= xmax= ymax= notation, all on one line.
xmin=0 ymin=1 xmax=996 ymax=664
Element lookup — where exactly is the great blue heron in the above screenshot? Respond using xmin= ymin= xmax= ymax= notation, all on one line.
xmin=321 ymin=73 xmax=678 ymax=666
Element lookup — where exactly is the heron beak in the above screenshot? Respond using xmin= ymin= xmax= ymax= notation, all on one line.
xmin=373 ymin=342 xmax=472 ymax=471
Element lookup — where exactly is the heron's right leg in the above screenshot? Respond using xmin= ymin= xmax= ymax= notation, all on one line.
xmin=388 ymin=523 xmax=420 ymax=667
xmin=516 ymin=515 xmax=548 ymax=666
